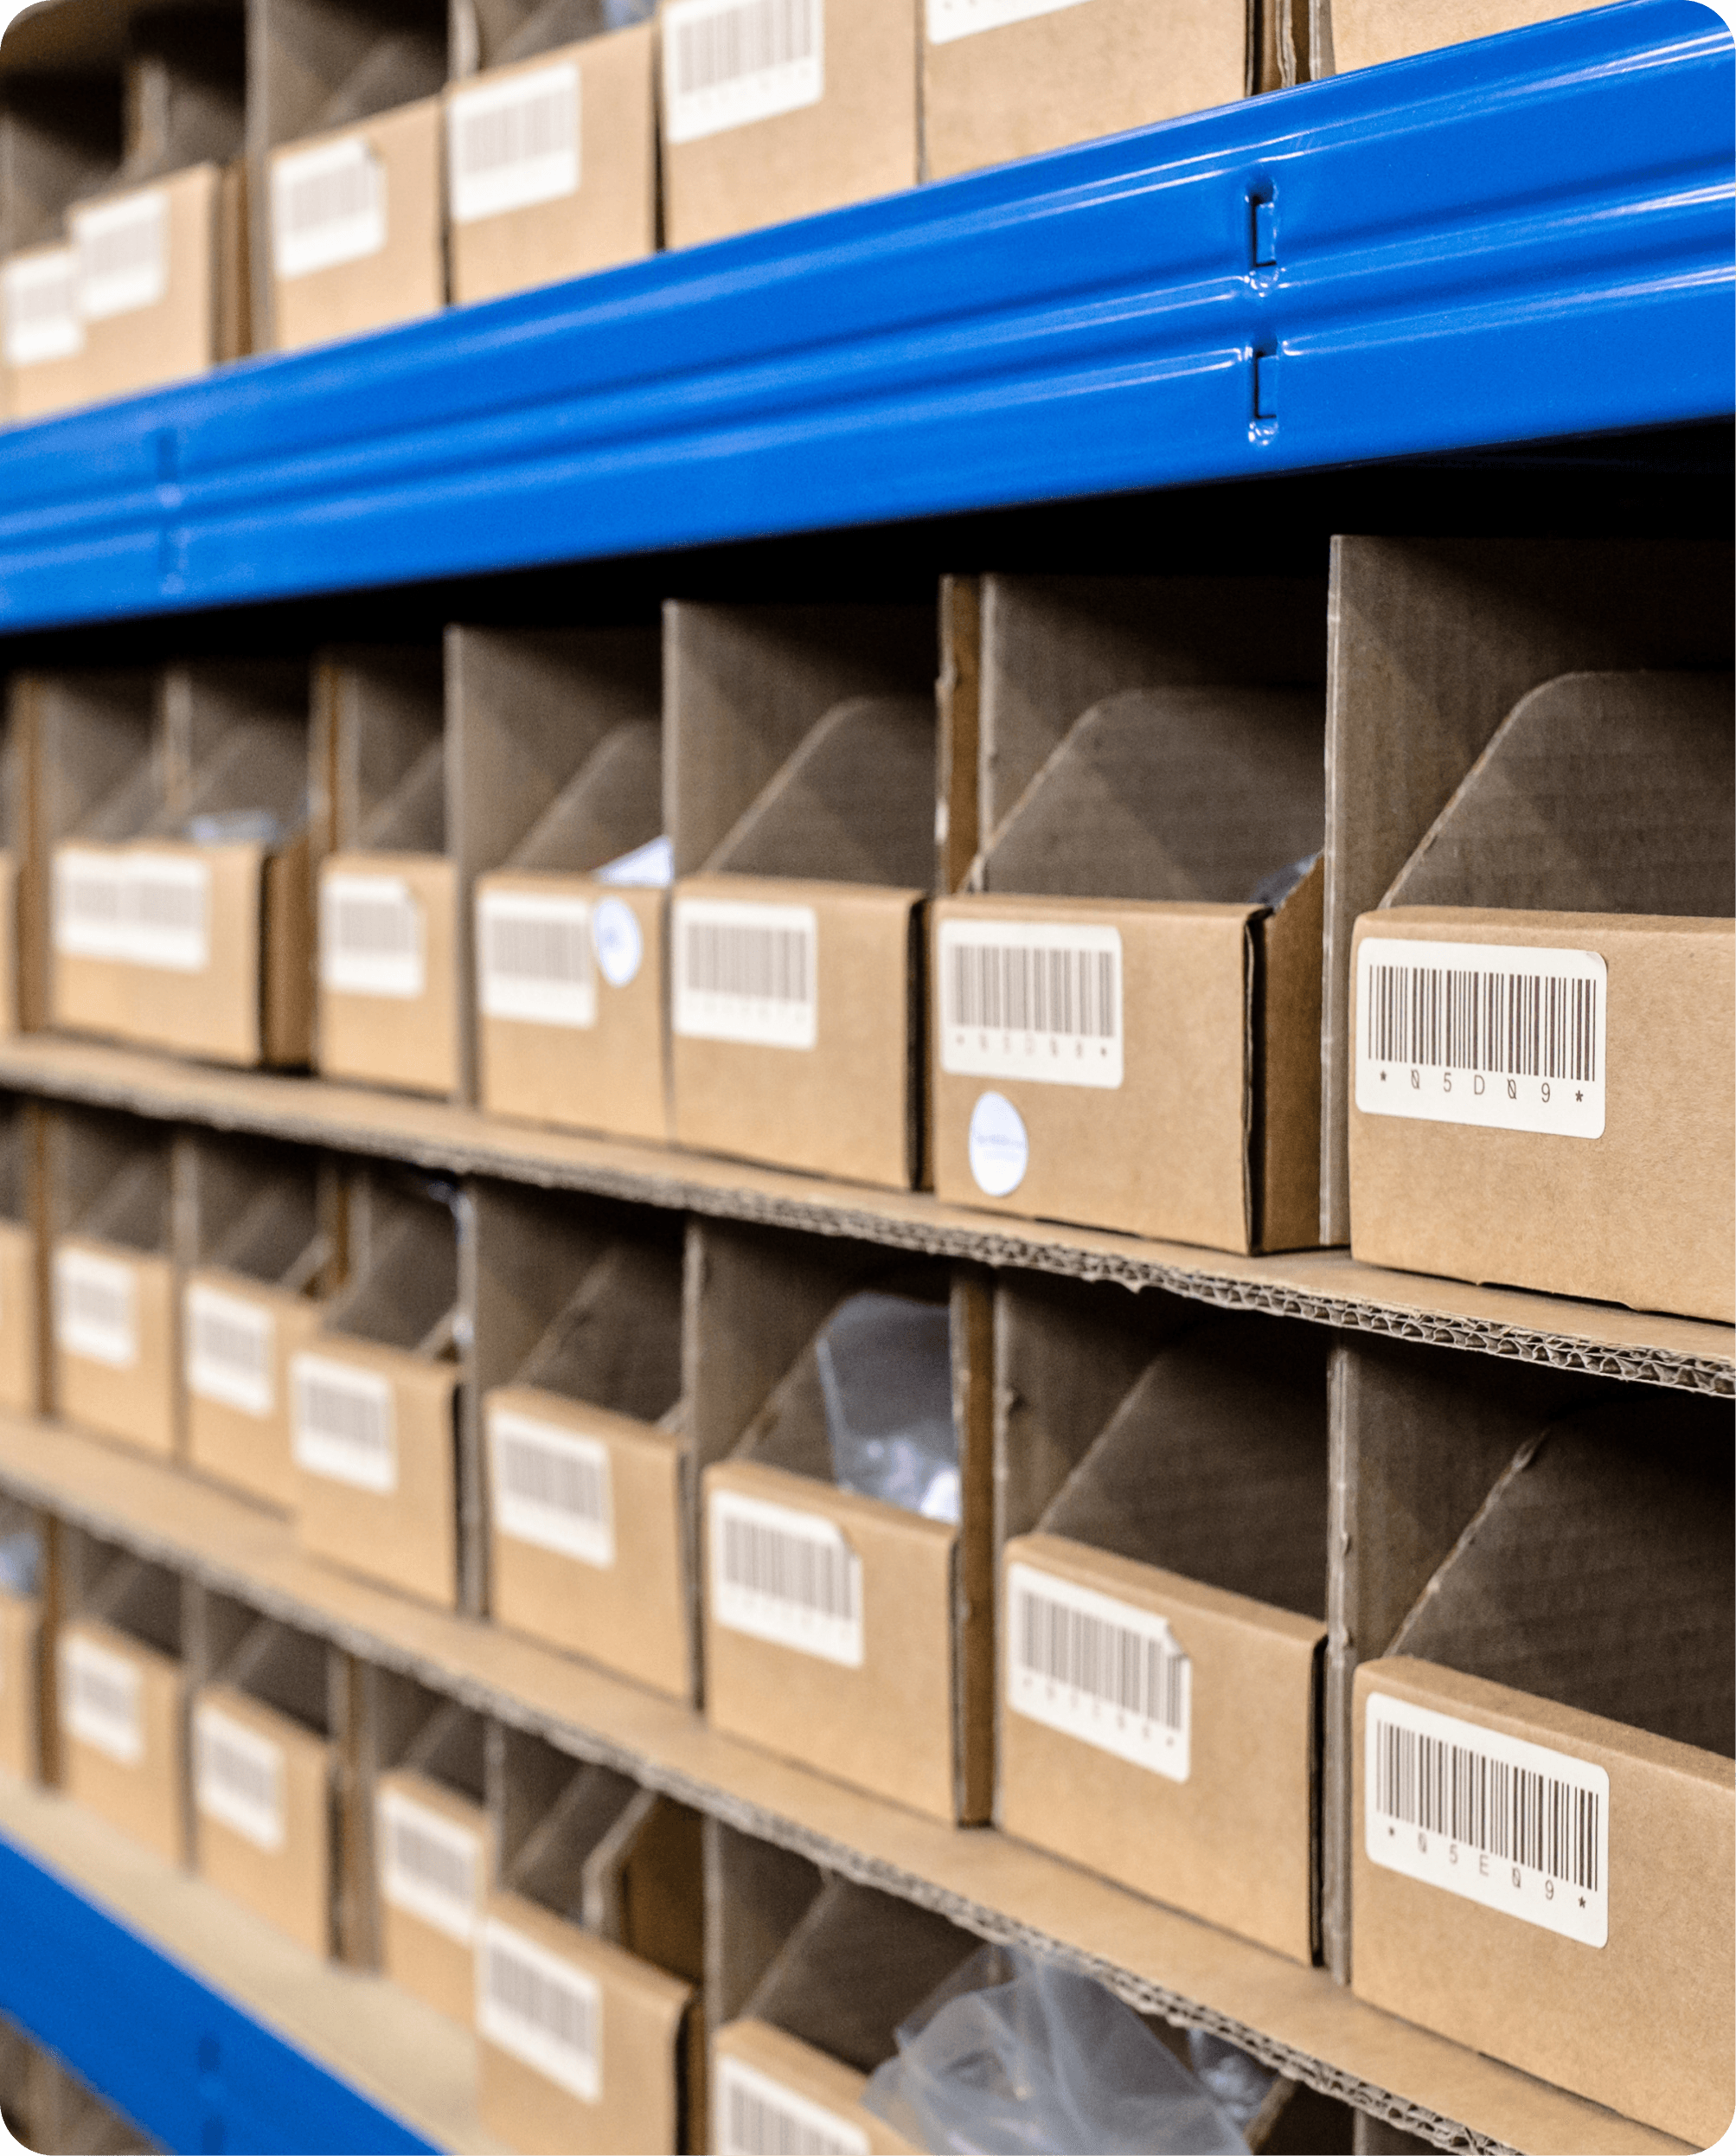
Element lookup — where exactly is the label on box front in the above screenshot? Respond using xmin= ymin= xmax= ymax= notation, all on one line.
xmin=272 ymin=137 xmax=388 ymax=280
xmin=73 ymin=189 xmax=168 ymax=321
xmin=938 ymin=919 xmax=1123 ymax=1088
xmin=477 ymin=1918 xmax=601 ymax=2102
xmin=663 ymin=0 xmax=823 ymax=143
xmin=61 ymin=1635 xmax=143 ymax=1765
xmin=379 ymin=1787 xmax=480 ymax=1943
xmin=710 ymin=1487 xmax=862 ymax=1667
xmin=320 ymin=874 xmax=426 ymax=999
xmin=715 ymin=2054 xmax=869 ymax=2156
xmin=291 ymin=1354 xmax=396 ymax=1492
xmin=673 ymin=896 xmax=817 ymax=1049
xmin=123 ymin=852 xmax=210 ymax=972
xmin=195 ymin=1704 xmax=285 ymax=1851
xmin=1365 ymin=1691 xmax=1608 ymax=1947
xmin=3 ymin=250 xmax=84 ymax=366
xmin=54 ymin=1248 xmax=138 ymax=1370
xmin=477 ymin=889 xmax=594 ymax=1029
xmin=186 ymin=1283 xmax=276 ymax=1419
xmin=53 ymin=849 xmax=129 ymax=962
xmin=490 ymin=1407 xmax=614 ymax=1568
xmin=1355 ymin=938 xmax=1605 ymax=1139
xmin=926 ymin=0 xmax=1093 ymax=42
xmin=449 ymin=61 xmax=580 ymax=225
xmin=1006 ymin=1562 xmax=1190 ymax=1781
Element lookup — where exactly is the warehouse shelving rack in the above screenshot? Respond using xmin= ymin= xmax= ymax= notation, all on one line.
xmin=0 ymin=3 xmax=1729 ymax=2152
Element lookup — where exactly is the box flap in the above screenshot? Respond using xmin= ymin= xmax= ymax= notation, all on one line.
xmin=514 ymin=1240 xmax=683 ymax=1423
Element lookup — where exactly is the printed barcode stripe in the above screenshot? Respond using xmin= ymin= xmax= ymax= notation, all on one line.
xmin=455 ymin=83 xmax=573 ymax=180
xmin=393 ymin=1813 xmax=474 ymax=1904
xmin=946 ymin=940 xmax=1117 ymax=1040
xmin=80 ymin=210 xmax=158 ymax=283
xmin=485 ymin=1936 xmax=597 ymax=2063
xmin=193 ymin=1306 xmax=268 ymax=1379
xmin=485 ymin=910 xmax=588 ymax=987
xmin=8 ymin=266 xmax=75 ymax=325
xmin=1372 ymin=1717 xmax=1599 ymax=1891
xmin=280 ymin=158 xmax=374 ymax=238
xmin=726 ymin=2082 xmax=857 ymax=2156
xmin=302 ymin=1376 xmax=388 ymax=1453
xmin=682 ymin=920 xmax=810 ymax=1005
xmin=64 ymin=1274 xmax=127 ymax=1332
xmin=675 ymin=0 xmax=817 ymax=93
xmin=501 ymin=1434 xmax=606 ymax=1525
xmin=721 ymin=1514 xmax=855 ymax=1621
xmin=72 ymin=1660 xmax=135 ymax=1731
xmin=332 ymin=895 xmax=416 ymax=955
xmin=201 ymin=1728 xmax=278 ymax=1813
xmin=1015 ymin=1582 xmax=1185 ymax=1730
xmin=1366 ymin=964 xmax=1598 ymax=1082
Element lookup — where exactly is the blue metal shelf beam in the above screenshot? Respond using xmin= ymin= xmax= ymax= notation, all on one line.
xmin=0 ymin=0 xmax=1728 ymax=633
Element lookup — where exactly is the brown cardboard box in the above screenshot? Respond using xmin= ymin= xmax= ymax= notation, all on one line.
xmin=713 ymin=2019 xmax=919 ymax=2156
xmin=377 ymin=1755 xmax=489 ymax=2023
xmin=53 ymin=1236 xmax=177 ymax=1458
xmin=1348 ymin=908 xmax=1733 ymax=1324
xmin=659 ymin=0 xmax=917 ymax=250
xmin=0 ymin=1588 xmax=40 ymax=1782
xmin=186 ymin=1273 xmax=327 ymax=1511
xmin=447 ymin=27 xmax=656 ymax=307
xmin=2 ymin=243 xmax=86 ymax=420
xmin=58 ymin=1614 xmax=186 ymax=1865
xmin=0 ymin=1216 xmax=39 ymax=1415
xmin=925 ymin=0 xmax=1253 ymax=184
xmin=269 ymin=99 xmax=445 ymax=353
xmin=1326 ymin=0 xmax=1606 ymax=74
xmin=194 ymin=1678 xmax=333 ymax=1957
xmin=317 ymin=850 xmax=459 ymax=1094
xmin=67 ymin=164 xmax=225 ymax=406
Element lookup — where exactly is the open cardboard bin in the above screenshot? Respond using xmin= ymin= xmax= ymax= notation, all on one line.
xmin=48 ymin=1107 xmax=177 ymax=1459
xmin=695 ymin=1218 xmax=993 ymax=1826
xmin=374 ymin=1685 xmax=490 ymax=2020
xmin=666 ymin=601 xmax=937 ymax=1190
xmin=192 ymin=1603 xmax=336 ymax=1957
xmin=445 ymin=0 xmax=655 ymax=307
xmin=1329 ymin=1338 xmax=1733 ymax=2146
xmin=1344 ymin=661 xmax=1733 ymax=1321
xmin=995 ymin=1274 xmax=1329 ymax=1963
xmin=0 ymin=1498 xmax=43 ymax=1785
xmin=474 ymin=1183 xmax=688 ymax=1695
xmin=464 ymin=625 xmax=668 ymax=1138
xmin=932 ymin=573 xmax=1329 ymax=1254
xmin=290 ymin=1167 xmax=464 ymax=1607
xmin=477 ymin=1725 xmax=702 ymax=2154
xmin=0 ymin=1102 xmax=38 ymax=1415
xmin=41 ymin=660 xmax=316 ymax=1068
xmin=182 ymin=1131 xmax=336 ymax=1509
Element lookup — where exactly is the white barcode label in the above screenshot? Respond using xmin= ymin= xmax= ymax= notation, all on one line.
xmin=272 ymin=137 xmax=387 ymax=280
xmin=320 ymin=874 xmax=426 ymax=999
xmin=1355 ymin=938 xmax=1605 ymax=1139
xmin=663 ymin=0 xmax=823 ymax=143
xmin=61 ymin=1635 xmax=143 ymax=1765
xmin=54 ymin=1248 xmax=138 ymax=1370
xmin=3 ymin=250 xmax=83 ymax=366
xmin=195 ymin=1704 xmax=285 ymax=1852
xmin=926 ymin=0 xmax=1092 ymax=45
xmin=674 ymin=896 xmax=817 ymax=1050
xmin=186 ymin=1284 xmax=275 ymax=1419
xmin=122 ymin=852 xmax=210 ymax=972
xmin=1366 ymin=1691 xmax=1608 ymax=1947
xmin=73 ymin=189 xmax=167 ymax=320
xmin=291 ymin=1355 xmax=396 ymax=1492
xmin=478 ymin=1919 xmax=601 ymax=2103
xmin=715 ymin=2055 xmax=869 ymax=2156
xmin=477 ymin=889 xmax=594 ymax=1030
xmin=489 ymin=1408 xmax=613 ymax=1568
xmin=1006 ymin=1562 xmax=1189 ymax=1780
xmin=53 ymin=850 xmax=129 ymax=962
xmin=449 ymin=62 xmax=580 ymax=225
xmin=379 ymin=1788 xmax=479 ymax=1944
xmin=710 ymin=1487 xmax=862 ymax=1667
xmin=938 ymin=919 xmax=1122 ymax=1088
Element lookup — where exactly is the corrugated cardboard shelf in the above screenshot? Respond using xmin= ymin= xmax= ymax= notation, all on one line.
xmin=0 ymin=1035 xmax=1726 ymax=1396
xmin=0 ymin=1409 xmax=1688 ymax=2156
xmin=0 ymin=1772 xmax=506 ymax=2155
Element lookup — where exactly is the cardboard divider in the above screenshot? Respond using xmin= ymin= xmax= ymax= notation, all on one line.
xmin=0 ymin=1103 xmax=38 ymax=1416
xmin=994 ymin=1274 xmax=1330 ymax=1963
xmin=477 ymin=1723 xmax=703 ymax=2153
xmin=932 ymin=573 xmax=1329 ymax=1254
xmin=372 ymin=1681 xmax=490 ymax=2020
xmin=289 ymin=1166 xmax=464 ymax=1608
xmin=471 ymin=1178 xmax=688 ymax=1694
xmin=666 ymin=601 xmax=938 ymax=1190
xmin=694 ymin=1216 xmax=994 ymax=1825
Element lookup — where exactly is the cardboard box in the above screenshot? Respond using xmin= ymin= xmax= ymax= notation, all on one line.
xmin=1348 ymin=908 xmax=1733 ymax=1324
xmin=713 ymin=2019 xmax=919 ymax=2156
xmin=665 ymin=602 xmax=937 ymax=1189
xmin=269 ymin=98 xmax=445 ymax=353
xmin=1325 ymin=0 xmax=1609 ymax=74
xmin=58 ymin=1606 xmax=185 ymax=1866
xmin=52 ymin=1218 xmax=177 ymax=1460
xmin=2 ymin=242 xmax=86 ymax=420
xmin=0 ymin=1587 xmax=40 ymax=1782
xmin=659 ymin=0 xmax=917 ymax=251
xmin=377 ymin=1718 xmax=490 ymax=2023
xmin=995 ymin=1282 xmax=1329 ymax=1962
xmin=447 ymin=26 xmax=655 ymax=307
xmin=67 ymin=164 xmax=227 ymax=405
xmin=1348 ymin=1389 xmax=1733 ymax=2146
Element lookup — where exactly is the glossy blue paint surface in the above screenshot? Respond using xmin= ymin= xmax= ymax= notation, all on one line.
xmin=0 ymin=0 xmax=1727 ymax=632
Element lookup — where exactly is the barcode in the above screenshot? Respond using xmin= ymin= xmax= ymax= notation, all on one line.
xmin=1365 ymin=1691 xmax=1609 ymax=1947
xmin=490 ymin=1408 xmax=614 ymax=1568
xmin=673 ymin=898 xmax=817 ymax=1049
xmin=1355 ymin=937 xmax=1606 ymax=1139
xmin=61 ymin=1635 xmax=143 ymax=1765
xmin=3 ymin=250 xmax=82 ymax=366
xmin=291 ymin=1355 xmax=396 ymax=1493
xmin=477 ymin=889 xmax=594 ymax=1029
xmin=663 ymin=0 xmax=823 ymax=144
xmin=715 ymin=2057 xmax=868 ymax=2156
xmin=477 ymin=1920 xmax=601 ymax=2102
xmin=710 ymin=1488 xmax=863 ymax=1666
xmin=379 ymin=1789 xmax=479 ymax=1944
xmin=53 ymin=848 xmax=209 ymax=971
xmin=272 ymin=138 xmax=387 ymax=280
xmin=195 ymin=1706 xmax=285 ymax=1852
xmin=320 ymin=874 xmax=425 ymax=999
xmin=187 ymin=1284 xmax=274 ymax=1419
xmin=54 ymin=1247 xmax=138 ymax=1370
xmin=449 ymin=63 xmax=579 ymax=224
xmin=938 ymin=918 xmax=1123 ymax=1088
xmin=74 ymin=190 xmax=167 ymax=320
xmin=1005 ymin=1562 xmax=1190 ymax=1780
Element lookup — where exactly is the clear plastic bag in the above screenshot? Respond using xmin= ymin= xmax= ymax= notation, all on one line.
xmin=817 ymin=1292 xmax=959 ymax=1525
xmin=593 ymin=834 xmax=673 ymax=887
xmin=1186 ymin=2031 xmax=1278 ymax=2140
xmin=862 ymin=1944 xmax=1251 ymax=2155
